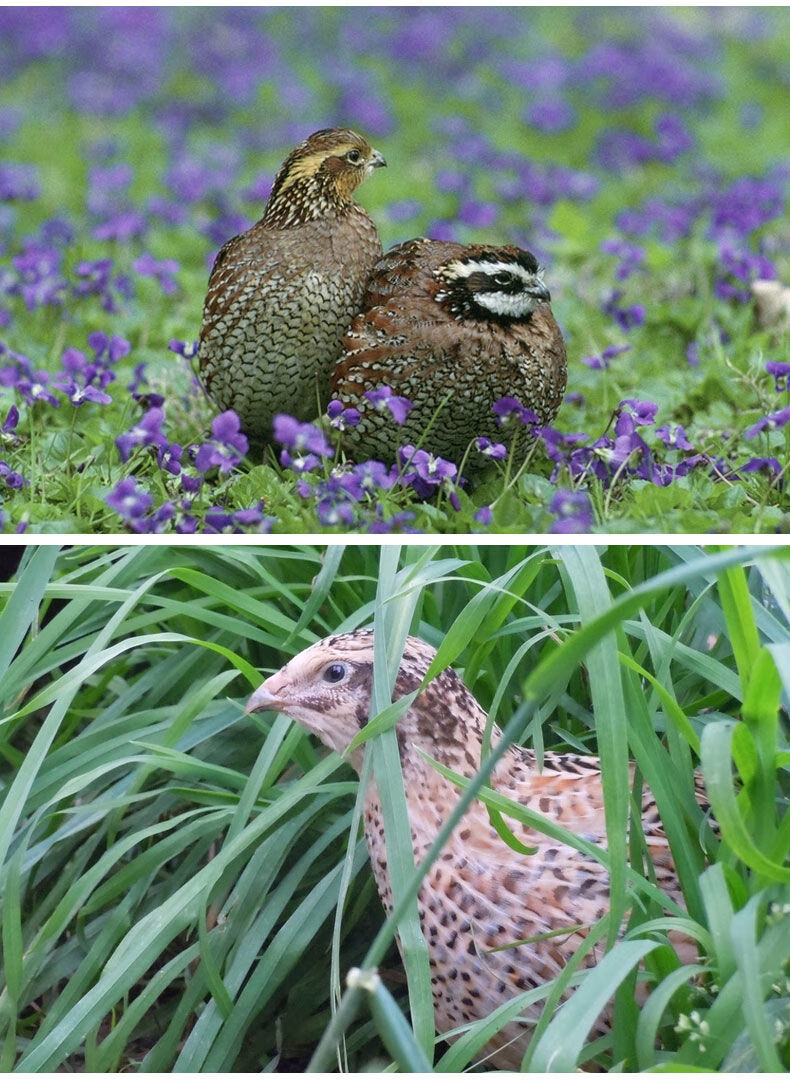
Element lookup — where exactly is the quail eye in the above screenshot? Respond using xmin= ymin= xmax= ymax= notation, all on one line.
xmin=346 ymin=149 xmax=363 ymax=164
xmin=323 ymin=663 xmax=347 ymax=683
xmin=493 ymin=272 xmax=514 ymax=287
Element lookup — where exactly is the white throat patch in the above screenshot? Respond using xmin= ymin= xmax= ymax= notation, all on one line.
xmin=472 ymin=290 xmax=539 ymax=317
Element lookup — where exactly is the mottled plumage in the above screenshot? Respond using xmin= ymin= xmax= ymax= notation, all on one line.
xmin=246 ymin=630 xmax=701 ymax=1070
xmin=329 ymin=239 xmax=567 ymax=472
xmin=198 ymin=128 xmax=385 ymax=443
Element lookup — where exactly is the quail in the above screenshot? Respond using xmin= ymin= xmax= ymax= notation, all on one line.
xmin=246 ymin=630 xmax=702 ymax=1070
xmin=329 ymin=239 xmax=567 ymax=472
xmin=197 ymin=128 xmax=386 ymax=443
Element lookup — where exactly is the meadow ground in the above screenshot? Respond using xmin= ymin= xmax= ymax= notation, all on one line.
xmin=0 ymin=542 xmax=789 ymax=1070
xmin=0 ymin=7 xmax=788 ymax=533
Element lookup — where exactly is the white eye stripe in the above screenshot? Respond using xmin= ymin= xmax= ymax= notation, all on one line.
xmin=443 ymin=259 xmax=538 ymax=282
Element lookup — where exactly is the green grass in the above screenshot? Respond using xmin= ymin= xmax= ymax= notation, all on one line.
xmin=0 ymin=542 xmax=789 ymax=1070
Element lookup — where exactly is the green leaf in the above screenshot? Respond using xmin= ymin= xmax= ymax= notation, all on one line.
xmin=554 ymin=546 xmax=629 ymax=949
xmin=528 ymin=940 xmax=659 ymax=1072
xmin=701 ymin=720 xmax=790 ymax=882
xmin=348 ymin=968 xmax=432 ymax=1072
xmin=0 ymin=546 xmax=59 ymax=680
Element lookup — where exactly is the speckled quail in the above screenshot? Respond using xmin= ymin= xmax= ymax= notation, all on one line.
xmin=197 ymin=128 xmax=385 ymax=443
xmin=329 ymin=239 xmax=567 ymax=472
xmin=246 ymin=630 xmax=702 ymax=1071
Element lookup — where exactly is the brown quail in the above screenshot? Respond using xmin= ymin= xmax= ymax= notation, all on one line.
xmin=246 ymin=630 xmax=703 ymax=1071
xmin=329 ymin=239 xmax=567 ymax=472
xmin=197 ymin=128 xmax=386 ymax=443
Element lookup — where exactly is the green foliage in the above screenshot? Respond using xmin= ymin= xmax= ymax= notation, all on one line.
xmin=0 ymin=543 xmax=789 ymax=1070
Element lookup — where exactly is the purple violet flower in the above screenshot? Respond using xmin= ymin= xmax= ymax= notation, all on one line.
xmin=88 ymin=330 xmax=130 ymax=365
xmin=366 ymin=509 xmax=418 ymax=533
xmin=1 ymin=404 xmax=19 ymax=437
xmin=738 ymin=457 xmax=784 ymax=481
xmin=11 ymin=241 xmax=67 ymax=309
xmin=475 ymin=437 xmax=507 ymax=460
xmin=744 ymin=406 xmax=790 ymax=439
xmin=346 ymin=460 xmax=398 ymax=494
xmin=536 ymin=426 xmax=590 ymax=469
xmin=0 ymin=163 xmax=40 ymax=201
xmin=106 ymin=477 xmax=153 ymax=523
xmin=602 ymin=291 xmax=645 ymax=331
xmin=180 ymin=474 xmax=202 ymax=495
xmin=398 ymin=445 xmax=459 ymax=498
xmin=365 ymin=386 xmax=412 ymax=425
xmin=0 ymin=461 xmax=28 ymax=489
xmin=612 ymin=412 xmax=655 ymax=477
xmin=582 ymin=344 xmax=632 ymax=371
xmin=655 ymin=423 xmax=694 ymax=450
xmin=327 ymin=399 xmax=361 ymax=429
xmin=132 ymin=252 xmax=180 ymax=294
xmin=549 ymin=489 xmax=593 ymax=533
xmin=157 ymin=442 xmax=183 ymax=475
xmin=619 ymin=399 xmax=658 ymax=426
xmin=15 ymin=375 xmax=59 ymax=407
xmin=72 ymin=258 xmax=133 ymax=313
xmin=116 ymin=407 xmax=168 ymax=462
xmin=93 ymin=209 xmax=147 ymax=243
xmin=54 ymin=376 xmax=113 ymax=406
xmin=493 ymin=397 xmax=540 ymax=426
xmin=194 ymin=410 xmax=248 ymax=473
xmin=168 ymin=339 xmax=198 ymax=359
xmin=273 ymin=414 xmax=333 ymax=458
xmin=127 ymin=362 xmax=148 ymax=398
xmin=710 ymin=176 xmax=784 ymax=238
xmin=715 ymin=243 xmax=776 ymax=302
xmin=204 ymin=506 xmax=234 ymax=532
xmin=280 ymin=451 xmax=323 ymax=473
xmin=600 ymin=238 xmax=646 ymax=281
xmin=766 ymin=361 xmax=790 ymax=393
xmin=526 ymin=98 xmax=577 ymax=133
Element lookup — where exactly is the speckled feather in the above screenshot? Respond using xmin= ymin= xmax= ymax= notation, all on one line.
xmin=330 ymin=239 xmax=567 ymax=471
xmin=246 ymin=630 xmax=702 ymax=1070
xmin=198 ymin=129 xmax=384 ymax=443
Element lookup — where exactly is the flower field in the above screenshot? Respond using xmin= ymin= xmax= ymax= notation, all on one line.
xmin=0 ymin=6 xmax=788 ymax=533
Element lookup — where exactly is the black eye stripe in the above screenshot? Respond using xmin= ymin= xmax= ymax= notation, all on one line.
xmin=472 ymin=272 xmax=528 ymax=294
xmin=491 ymin=274 xmax=523 ymax=292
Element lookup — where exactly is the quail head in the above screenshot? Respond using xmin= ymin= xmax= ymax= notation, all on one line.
xmin=247 ymin=629 xmax=700 ymax=1070
xmin=197 ymin=128 xmax=386 ymax=444
xmin=329 ymin=239 xmax=567 ymax=474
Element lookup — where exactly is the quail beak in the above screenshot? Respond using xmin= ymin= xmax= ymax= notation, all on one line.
xmin=529 ymin=279 xmax=551 ymax=303
xmin=369 ymin=148 xmax=387 ymax=169
xmin=245 ymin=676 xmax=286 ymax=715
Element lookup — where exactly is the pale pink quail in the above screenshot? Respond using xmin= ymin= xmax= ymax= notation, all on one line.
xmin=246 ymin=630 xmax=702 ymax=1070
xmin=197 ymin=128 xmax=385 ymax=443
xmin=329 ymin=239 xmax=567 ymax=472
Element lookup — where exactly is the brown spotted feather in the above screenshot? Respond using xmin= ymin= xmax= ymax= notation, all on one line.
xmin=246 ymin=630 xmax=705 ymax=1070
xmin=197 ymin=129 xmax=385 ymax=443
xmin=330 ymin=239 xmax=567 ymax=473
